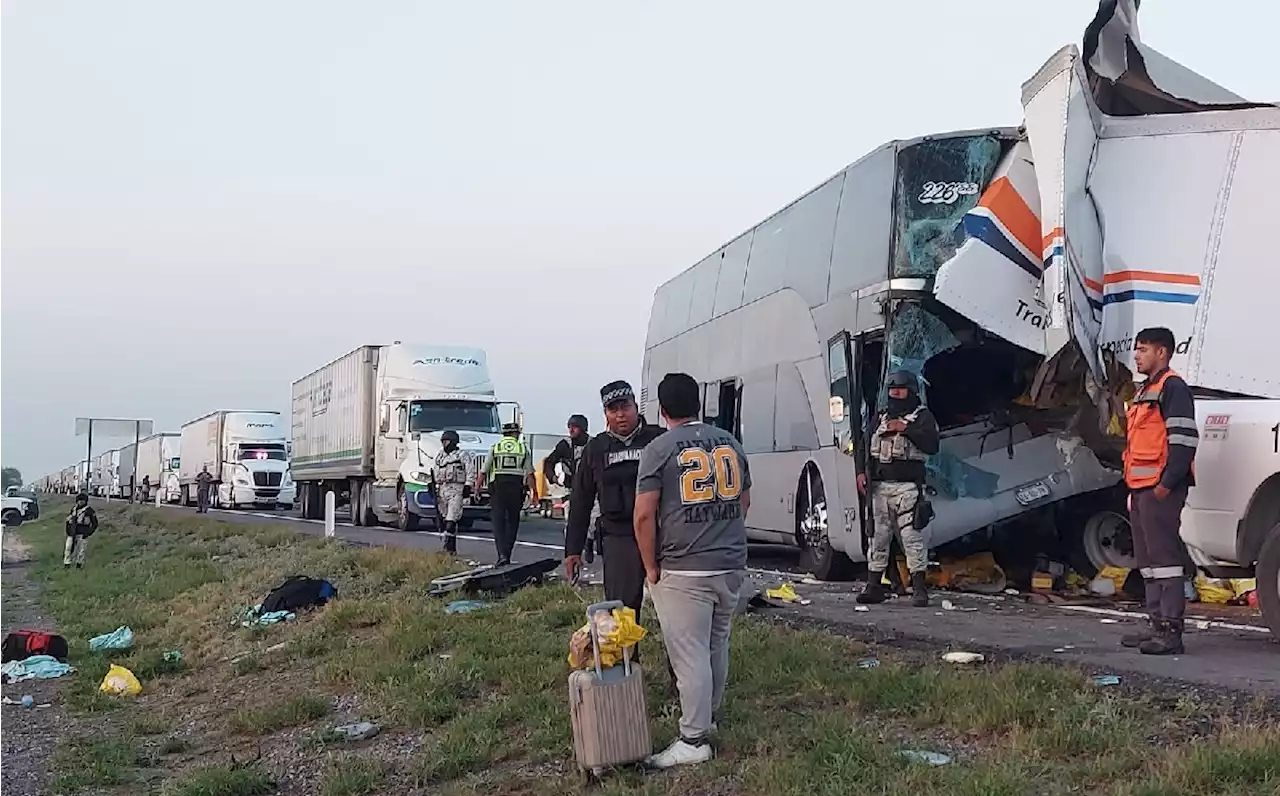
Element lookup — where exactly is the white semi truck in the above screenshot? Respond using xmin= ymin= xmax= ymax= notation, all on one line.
xmin=178 ymin=411 xmax=295 ymax=509
xmin=135 ymin=433 xmax=182 ymax=503
xmin=290 ymin=343 xmax=519 ymax=530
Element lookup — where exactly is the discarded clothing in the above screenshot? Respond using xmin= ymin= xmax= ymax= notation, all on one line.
xmin=2 ymin=630 xmax=69 ymax=663
xmin=89 ymin=626 xmax=134 ymax=651
xmin=1 ymin=654 xmax=73 ymax=683
xmin=444 ymin=600 xmax=489 ymax=614
xmin=240 ymin=605 xmax=297 ymax=627
xmin=259 ymin=576 xmax=337 ymax=614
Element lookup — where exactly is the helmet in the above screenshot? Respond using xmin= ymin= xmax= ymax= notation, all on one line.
xmin=567 ymin=414 xmax=589 ymax=432
xmin=885 ymin=370 xmax=918 ymax=391
xmin=440 ymin=429 xmax=460 ymax=446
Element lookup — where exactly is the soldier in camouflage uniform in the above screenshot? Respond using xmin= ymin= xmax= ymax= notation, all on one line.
xmin=856 ymin=370 xmax=940 ymax=607
xmin=432 ymin=429 xmax=467 ymax=554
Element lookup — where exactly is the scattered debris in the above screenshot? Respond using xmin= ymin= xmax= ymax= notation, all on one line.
xmin=429 ymin=559 xmax=558 ymax=597
xmin=854 ymin=606 xmax=870 ymax=612
xmin=927 ymin=552 xmax=1007 ymax=594
xmin=163 ymin=650 xmax=183 ymax=662
xmin=858 ymin=658 xmax=880 ymax=669
xmin=241 ymin=606 xmax=297 ymax=627
xmin=332 ymin=721 xmax=380 ymax=741
xmin=89 ymin=626 xmax=134 ymax=651
xmin=445 ymin=600 xmax=490 ymax=615
xmin=1 ymin=654 xmax=73 ymax=682
xmin=941 ymin=652 xmax=984 ymax=665
xmin=21 ymin=695 xmax=33 ymax=708
xmin=941 ymin=599 xmax=956 ymax=611
xmin=1093 ymin=675 xmax=1121 ymax=687
xmin=263 ymin=642 xmax=287 ymax=654
xmin=1194 ymin=575 xmax=1257 ymax=605
xmin=2 ymin=695 xmax=50 ymax=708
xmin=99 ymin=664 xmax=142 ymax=696
xmin=568 ymin=605 xmax=647 ymax=670
xmin=899 ymin=750 xmax=952 ymax=766
xmin=765 ymin=583 xmax=800 ymax=603
xmin=1100 ymin=619 xmax=1120 ymax=624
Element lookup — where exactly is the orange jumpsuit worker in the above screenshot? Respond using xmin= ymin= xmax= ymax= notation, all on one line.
xmin=1123 ymin=327 xmax=1198 ymax=656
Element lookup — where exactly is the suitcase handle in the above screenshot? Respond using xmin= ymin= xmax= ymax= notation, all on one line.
xmin=585 ymin=601 xmax=631 ymax=678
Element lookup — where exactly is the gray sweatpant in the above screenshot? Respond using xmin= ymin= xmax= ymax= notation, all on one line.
xmin=648 ymin=570 xmax=744 ymax=741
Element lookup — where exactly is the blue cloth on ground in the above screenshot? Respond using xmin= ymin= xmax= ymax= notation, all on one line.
xmin=89 ymin=626 xmax=134 ymax=651
xmin=1 ymin=655 xmax=74 ymax=682
xmin=240 ymin=604 xmax=297 ymax=627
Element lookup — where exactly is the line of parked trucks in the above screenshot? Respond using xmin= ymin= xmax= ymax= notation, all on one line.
xmin=32 ymin=344 xmax=525 ymax=532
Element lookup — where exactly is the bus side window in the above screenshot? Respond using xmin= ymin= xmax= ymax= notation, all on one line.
xmin=707 ymin=379 xmax=742 ymax=441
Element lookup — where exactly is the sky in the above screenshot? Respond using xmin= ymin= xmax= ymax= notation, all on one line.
xmin=3 ymin=0 xmax=1279 ymax=479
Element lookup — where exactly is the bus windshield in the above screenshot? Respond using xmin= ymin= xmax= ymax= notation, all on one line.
xmin=409 ymin=400 xmax=500 ymax=434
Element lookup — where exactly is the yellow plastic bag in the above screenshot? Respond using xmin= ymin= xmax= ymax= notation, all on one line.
xmin=99 ymin=664 xmax=142 ymax=697
xmin=1194 ymin=575 xmax=1235 ymax=605
xmin=567 ymin=607 xmax=648 ymax=670
xmin=1096 ymin=566 xmax=1130 ymax=592
xmin=766 ymin=583 xmax=800 ymax=603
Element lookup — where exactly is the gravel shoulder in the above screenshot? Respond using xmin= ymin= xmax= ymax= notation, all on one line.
xmin=2 ymin=530 xmax=74 ymax=796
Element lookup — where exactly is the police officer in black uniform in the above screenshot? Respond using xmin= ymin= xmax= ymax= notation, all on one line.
xmin=564 ymin=381 xmax=664 ymax=615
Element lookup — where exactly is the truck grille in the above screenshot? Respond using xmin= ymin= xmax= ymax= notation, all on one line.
xmin=253 ymin=472 xmax=284 ymax=487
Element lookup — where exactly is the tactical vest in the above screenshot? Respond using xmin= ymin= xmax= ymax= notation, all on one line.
xmin=434 ymin=449 xmax=467 ymax=485
xmin=488 ymin=437 xmax=527 ymax=481
xmin=870 ymin=407 xmax=928 ymax=467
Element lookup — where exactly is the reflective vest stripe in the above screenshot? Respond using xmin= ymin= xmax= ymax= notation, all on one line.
xmin=1123 ymin=368 xmax=1194 ymax=489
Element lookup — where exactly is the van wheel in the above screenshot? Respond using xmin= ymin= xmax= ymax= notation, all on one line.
xmin=1071 ymin=510 xmax=1136 ymax=577
xmin=1257 ymin=524 xmax=1280 ymax=638
xmin=795 ymin=466 xmax=853 ymax=581
xmin=397 ymin=487 xmax=419 ymax=532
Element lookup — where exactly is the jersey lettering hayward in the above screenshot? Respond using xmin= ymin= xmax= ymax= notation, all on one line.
xmin=636 ymin=421 xmax=751 ymax=571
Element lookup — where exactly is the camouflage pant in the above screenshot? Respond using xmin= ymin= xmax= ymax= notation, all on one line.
xmin=868 ymin=481 xmax=928 ymax=574
xmin=436 ymin=483 xmax=465 ymax=522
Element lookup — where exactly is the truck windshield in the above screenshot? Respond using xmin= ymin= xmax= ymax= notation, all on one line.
xmin=409 ymin=400 xmax=500 ymax=434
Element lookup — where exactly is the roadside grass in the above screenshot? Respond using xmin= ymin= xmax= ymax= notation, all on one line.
xmin=19 ymin=500 xmax=1280 ymax=796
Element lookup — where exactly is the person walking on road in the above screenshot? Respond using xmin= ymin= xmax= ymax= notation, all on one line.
xmin=64 ymin=492 xmax=99 ymax=569
xmin=196 ymin=465 xmax=214 ymax=513
xmin=634 ymin=372 xmax=752 ymax=769
xmin=564 ymin=380 xmax=665 ymax=614
xmin=856 ymin=370 xmax=940 ymax=607
xmin=485 ymin=421 xmax=535 ymax=566
xmin=432 ymin=429 xmax=467 ymax=555
xmin=1122 ymin=327 xmax=1198 ymax=656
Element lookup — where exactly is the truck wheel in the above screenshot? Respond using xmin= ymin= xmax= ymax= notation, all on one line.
xmin=397 ymin=488 xmax=419 ymax=532
xmin=795 ymin=465 xmax=853 ymax=581
xmin=350 ymin=478 xmax=365 ymax=527
xmin=1070 ymin=510 xmax=1136 ymax=577
xmin=1257 ymin=524 xmax=1280 ymax=639
xmin=1 ymin=509 xmax=22 ymax=528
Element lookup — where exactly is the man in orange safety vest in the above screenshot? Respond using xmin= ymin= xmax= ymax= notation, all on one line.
xmin=1122 ymin=327 xmax=1198 ymax=656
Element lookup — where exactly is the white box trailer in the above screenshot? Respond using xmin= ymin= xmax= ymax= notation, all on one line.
xmin=179 ymin=411 xmax=293 ymax=509
xmin=291 ymin=343 xmax=520 ymax=529
xmin=135 ymin=433 xmax=182 ymax=503
xmin=117 ymin=443 xmax=138 ymax=499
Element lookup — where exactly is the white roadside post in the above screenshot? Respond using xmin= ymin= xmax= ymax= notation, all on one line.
xmin=155 ymin=490 xmax=162 ymax=508
xmin=325 ymin=490 xmax=336 ymax=538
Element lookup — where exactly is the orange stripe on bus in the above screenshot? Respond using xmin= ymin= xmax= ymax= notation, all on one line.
xmin=1103 ymin=270 xmax=1201 ymax=286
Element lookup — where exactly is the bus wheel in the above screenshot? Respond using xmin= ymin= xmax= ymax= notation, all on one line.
xmin=1257 ymin=524 xmax=1280 ymax=638
xmin=796 ymin=466 xmax=853 ymax=581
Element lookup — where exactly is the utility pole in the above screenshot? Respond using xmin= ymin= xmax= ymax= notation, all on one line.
xmin=75 ymin=417 xmax=154 ymax=496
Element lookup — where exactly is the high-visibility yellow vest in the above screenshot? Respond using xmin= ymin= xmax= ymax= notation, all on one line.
xmin=488 ymin=437 xmax=528 ymax=482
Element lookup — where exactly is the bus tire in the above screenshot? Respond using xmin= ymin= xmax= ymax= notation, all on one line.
xmin=1256 ymin=524 xmax=1280 ymax=639
xmin=795 ymin=465 xmax=853 ymax=581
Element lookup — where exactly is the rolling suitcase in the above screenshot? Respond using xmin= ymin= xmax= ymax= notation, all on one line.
xmin=569 ymin=601 xmax=652 ymax=774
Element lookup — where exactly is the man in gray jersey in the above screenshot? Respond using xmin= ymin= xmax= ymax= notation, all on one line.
xmin=634 ymin=372 xmax=751 ymax=770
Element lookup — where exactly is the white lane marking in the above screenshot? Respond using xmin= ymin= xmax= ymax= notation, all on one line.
xmin=1054 ymin=604 xmax=1271 ymax=635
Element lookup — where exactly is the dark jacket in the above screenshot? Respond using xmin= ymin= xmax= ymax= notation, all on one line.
xmin=861 ymin=405 xmax=941 ymax=484
xmin=1149 ymin=368 xmax=1198 ymax=490
xmin=542 ymin=438 xmax=586 ymax=486
xmin=565 ymin=420 xmax=665 ymax=555
xmin=65 ymin=505 xmax=99 ymax=538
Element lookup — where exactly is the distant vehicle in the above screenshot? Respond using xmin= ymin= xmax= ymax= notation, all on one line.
xmin=179 ymin=411 xmax=294 ymax=510
xmin=290 ymin=343 xmax=521 ymax=530
xmin=135 ymin=433 xmax=182 ymax=504
xmin=4 ymin=487 xmax=38 ymax=521
xmin=2 ymin=495 xmax=33 ymax=527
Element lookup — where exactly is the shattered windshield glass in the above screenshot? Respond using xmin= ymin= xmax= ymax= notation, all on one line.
xmin=892 ymin=134 xmax=1006 ymax=278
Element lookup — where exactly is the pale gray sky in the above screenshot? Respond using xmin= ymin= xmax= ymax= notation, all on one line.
xmin=3 ymin=1 xmax=1277 ymax=478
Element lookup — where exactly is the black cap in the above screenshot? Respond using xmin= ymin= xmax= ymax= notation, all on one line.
xmin=568 ymin=414 xmax=589 ymax=432
xmin=600 ymin=380 xmax=635 ymax=407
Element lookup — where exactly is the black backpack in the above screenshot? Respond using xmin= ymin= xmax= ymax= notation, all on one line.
xmin=259 ymin=576 xmax=337 ymax=614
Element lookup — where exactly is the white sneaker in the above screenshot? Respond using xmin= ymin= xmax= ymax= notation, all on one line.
xmin=645 ymin=738 xmax=713 ymax=769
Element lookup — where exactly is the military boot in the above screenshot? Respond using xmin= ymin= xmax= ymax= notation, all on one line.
xmin=441 ymin=522 xmax=457 ymax=555
xmin=1139 ymin=619 xmax=1185 ymax=656
xmin=911 ymin=572 xmax=929 ymax=607
xmin=857 ymin=574 xmax=887 ymax=605
xmin=1120 ymin=619 xmax=1155 ymax=648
